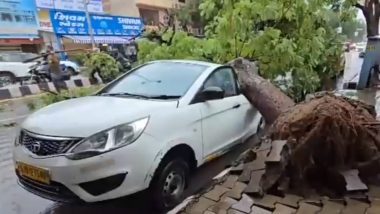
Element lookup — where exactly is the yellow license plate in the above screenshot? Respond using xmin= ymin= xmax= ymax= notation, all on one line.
xmin=16 ymin=162 xmax=50 ymax=184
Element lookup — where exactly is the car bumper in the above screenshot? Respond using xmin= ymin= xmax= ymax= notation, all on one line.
xmin=13 ymin=133 xmax=159 ymax=202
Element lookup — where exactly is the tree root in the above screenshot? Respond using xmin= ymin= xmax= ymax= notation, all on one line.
xmin=265 ymin=92 xmax=380 ymax=194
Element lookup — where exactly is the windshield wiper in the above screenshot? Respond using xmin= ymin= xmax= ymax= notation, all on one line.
xmin=98 ymin=92 xmax=150 ymax=99
xmin=98 ymin=93 xmax=180 ymax=100
xmin=146 ymin=95 xmax=181 ymax=99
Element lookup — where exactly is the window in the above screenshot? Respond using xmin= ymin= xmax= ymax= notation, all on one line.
xmin=203 ymin=67 xmax=238 ymax=97
xmin=101 ymin=62 xmax=207 ymax=97
xmin=139 ymin=8 xmax=159 ymax=26
xmin=0 ymin=53 xmax=38 ymax=62
xmin=0 ymin=53 xmax=23 ymax=62
xmin=178 ymin=0 xmax=186 ymax=3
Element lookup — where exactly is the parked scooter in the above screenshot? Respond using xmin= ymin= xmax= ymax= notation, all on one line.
xmin=25 ymin=58 xmax=70 ymax=84
xmin=25 ymin=60 xmax=51 ymax=84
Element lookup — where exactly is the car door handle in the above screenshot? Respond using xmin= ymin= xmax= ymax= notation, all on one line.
xmin=232 ymin=104 xmax=241 ymax=109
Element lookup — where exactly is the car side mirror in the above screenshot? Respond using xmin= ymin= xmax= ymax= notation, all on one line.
xmin=201 ymin=86 xmax=224 ymax=101
xmin=359 ymin=52 xmax=365 ymax=58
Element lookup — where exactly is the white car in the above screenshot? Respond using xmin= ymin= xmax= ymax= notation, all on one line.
xmin=13 ymin=60 xmax=262 ymax=210
xmin=0 ymin=52 xmax=80 ymax=87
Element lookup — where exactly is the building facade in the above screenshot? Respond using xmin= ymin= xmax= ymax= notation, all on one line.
xmin=0 ymin=0 xmax=41 ymax=52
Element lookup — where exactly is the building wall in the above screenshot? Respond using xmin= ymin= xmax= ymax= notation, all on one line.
xmin=104 ymin=0 xmax=140 ymax=17
xmin=136 ymin=0 xmax=174 ymax=9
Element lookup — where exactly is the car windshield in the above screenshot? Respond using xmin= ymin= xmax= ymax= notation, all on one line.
xmin=99 ymin=62 xmax=207 ymax=98
xmin=0 ymin=52 xmax=39 ymax=62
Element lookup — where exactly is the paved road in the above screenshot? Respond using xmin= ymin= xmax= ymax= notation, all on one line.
xmin=0 ymin=99 xmax=260 ymax=214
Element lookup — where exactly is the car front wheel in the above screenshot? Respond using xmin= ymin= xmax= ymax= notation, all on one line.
xmin=151 ymin=158 xmax=190 ymax=211
xmin=0 ymin=72 xmax=15 ymax=87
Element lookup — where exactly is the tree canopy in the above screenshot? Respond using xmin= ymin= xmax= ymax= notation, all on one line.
xmin=138 ymin=0 xmax=355 ymax=101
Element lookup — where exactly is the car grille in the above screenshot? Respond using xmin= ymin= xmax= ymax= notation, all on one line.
xmin=21 ymin=131 xmax=81 ymax=156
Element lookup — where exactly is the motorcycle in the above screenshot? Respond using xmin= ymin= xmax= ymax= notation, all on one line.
xmin=109 ymin=50 xmax=132 ymax=72
xmin=25 ymin=60 xmax=70 ymax=85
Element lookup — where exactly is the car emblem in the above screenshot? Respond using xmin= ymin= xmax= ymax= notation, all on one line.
xmin=31 ymin=141 xmax=41 ymax=153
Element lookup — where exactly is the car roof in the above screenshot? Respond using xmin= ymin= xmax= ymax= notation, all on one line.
xmin=149 ymin=59 xmax=222 ymax=69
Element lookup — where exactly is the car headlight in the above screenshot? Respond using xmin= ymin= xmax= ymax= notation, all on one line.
xmin=66 ymin=117 xmax=149 ymax=160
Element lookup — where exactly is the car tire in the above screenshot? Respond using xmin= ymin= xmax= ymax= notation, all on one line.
xmin=67 ymin=67 xmax=77 ymax=76
xmin=0 ymin=72 xmax=15 ymax=87
xmin=150 ymin=158 xmax=190 ymax=211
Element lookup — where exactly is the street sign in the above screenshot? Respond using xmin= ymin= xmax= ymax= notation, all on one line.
xmin=49 ymin=10 xmax=143 ymax=36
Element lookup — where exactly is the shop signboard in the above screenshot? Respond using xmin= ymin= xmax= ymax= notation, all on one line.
xmin=50 ymin=10 xmax=144 ymax=36
xmin=0 ymin=0 xmax=39 ymax=38
xmin=37 ymin=9 xmax=53 ymax=32
xmin=91 ymin=15 xmax=143 ymax=36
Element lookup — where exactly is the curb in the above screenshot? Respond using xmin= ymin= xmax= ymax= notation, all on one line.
xmin=168 ymin=167 xmax=232 ymax=213
xmin=0 ymin=78 xmax=98 ymax=100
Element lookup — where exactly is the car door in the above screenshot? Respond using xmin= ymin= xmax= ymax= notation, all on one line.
xmin=197 ymin=67 xmax=247 ymax=159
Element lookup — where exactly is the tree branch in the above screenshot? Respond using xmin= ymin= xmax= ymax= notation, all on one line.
xmin=355 ymin=3 xmax=365 ymax=11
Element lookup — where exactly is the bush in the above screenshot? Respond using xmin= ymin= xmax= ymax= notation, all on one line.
xmin=68 ymin=53 xmax=88 ymax=66
xmin=84 ymin=52 xmax=120 ymax=82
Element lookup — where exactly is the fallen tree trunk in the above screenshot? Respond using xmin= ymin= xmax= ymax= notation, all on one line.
xmin=228 ymin=58 xmax=295 ymax=125
xmin=229 ymin=57 xmax=380 ymax=196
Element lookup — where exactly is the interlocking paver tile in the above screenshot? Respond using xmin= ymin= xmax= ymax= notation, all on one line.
xmin=318 ymin=200 xmax=344 ymax=214
xmin=255 ymin=139 xmax=271 ymax=152
xmin=341 ymin=198 xmax=370 ymax=214
xmin=279 ymin=194 xmax=303 ymax=208
xmin=204 ymin=185 xmax=231 ymax=201
xmin=265 ymin=140 xmax=287 ymax=163
xmin=231 ymin=194 xmax=254 ymax=213
xmin=186 ymin=197 xmax=216 ymax=214
xmin=239 ymin=152 xmax=267 ymax=183
xmin=340 ymin=169 xmax=368 ymax=192
xmin=253 ymin=194 xmax=283 ymax=210
xmin=244 ymin=169 xmax=265 ymax=196
xmin=224 ymin=182 xmax=248 ymax=200
xmin=272 ymin=203 xmax=296 ymax=214
xmin=249 ymin=206 xmax=272 ymax=214
xmin=295 ymin=202 xmax=321 ymax=214
xmin=367 ymin=199 xmax=380 ymax=214
xmin=227 ymin=209 xmax=246 ymax=214
xmin=223 ymin=175 xmax=239 ymax=189
xmin=231 ymin=163 xmax=244 ymax=173
xmin=236 ymin=149 xmax=257 ymax=163
xmin=208 ymin=197 xmax=238 ymax=214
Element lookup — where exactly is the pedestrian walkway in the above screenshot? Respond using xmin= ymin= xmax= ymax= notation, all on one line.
xmin=178 ymin=139 xmax=380 ymax=214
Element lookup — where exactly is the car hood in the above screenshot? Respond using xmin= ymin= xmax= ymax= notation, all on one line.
xmin=22 ymin=96 xmax=178 ymax=137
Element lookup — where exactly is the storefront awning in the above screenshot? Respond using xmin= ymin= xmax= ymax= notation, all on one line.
xmin=63 ymin=36 xmax=131 ymax=44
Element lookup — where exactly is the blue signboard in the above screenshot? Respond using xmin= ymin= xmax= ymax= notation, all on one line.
xmin=0 ymin=0 xmax=39 ymax=38
xmin=50 ymin=10 xmax=143 ymax=36
xmin=91 ymin=15 xmax=143 ymax=36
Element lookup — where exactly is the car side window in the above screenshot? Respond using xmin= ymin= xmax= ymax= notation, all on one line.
xmin=203 ymin=67 xmax=238 ymax=97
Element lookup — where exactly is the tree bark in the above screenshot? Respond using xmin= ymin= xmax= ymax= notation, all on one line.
xmin=228 ymin=58 xmax=295 ymax=125
xmin=356 ymin=0 xmax=380 ymax=37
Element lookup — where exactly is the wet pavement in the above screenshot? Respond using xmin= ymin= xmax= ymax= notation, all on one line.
xmin=0 ymin=99 xmax=260 ymax=214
